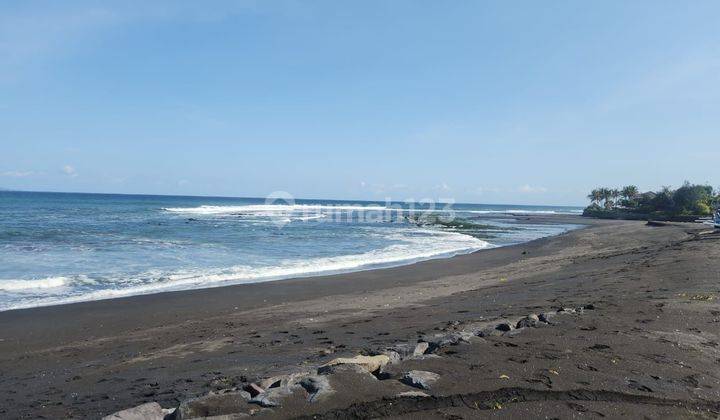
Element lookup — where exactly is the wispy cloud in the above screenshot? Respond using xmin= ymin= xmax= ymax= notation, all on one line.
xmin=432 ymin=182 xmax=451 ymax=192
xmin=62 ymin=165 xmax=78 ymax=177
xmin=518 ymin=184 xmax=547 ymax=194
xmin=1 ymin=170 xmax=38 ymax=178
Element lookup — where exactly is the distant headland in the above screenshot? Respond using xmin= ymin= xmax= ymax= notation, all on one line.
xmin=583 ymin=182 xmax=718 ymax=221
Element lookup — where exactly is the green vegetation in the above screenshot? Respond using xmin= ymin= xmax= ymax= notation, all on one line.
xmin=406 ymin=213 xmax=497 ymax=230
xmin=405 ymin=213 xmax=520 ymax=240
xmin=584 ymin=182 xmax=719 ymax=220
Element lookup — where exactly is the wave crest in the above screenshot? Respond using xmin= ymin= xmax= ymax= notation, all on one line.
xmin=0 ymin=276 xmax=70 ymax=291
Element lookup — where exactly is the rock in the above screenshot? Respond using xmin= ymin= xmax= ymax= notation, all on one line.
xmin=557 ymin=307 xmax=576 ymax=314
xmin=389 ymin=343 xmax=415 ymax=358
xmin=102 ymin=402 xmax=166 ymax=420
xmin=495 ymin=322 xmax=514 ymax=332
xmin=398 ymin=391 xmax=430 ymax=398
xmin=247 ymin=408 xmax=274 ymax=416
xmin=406 ymin=353 xmax=442 ymax=361
xmin=400 ymin=370 xmax=440 ymax=390
xmin=538 ymin=312 xmax=556 ymax=323
xmin=260 ymin=376 xmax=284 ymax=390
xmin=426 ymin=331 xmax=473 ymax=352
xmin=319 ymin=354 xmax=390 ymax=374
xmin=249 ymin=393 xmax=279 ymax=408
xmin=243 ymin=383 xmax=264 ymax=397
xmin=174 ymin=391 xmax=250 ymax=419
xmin=259 ymin=371 xmax=311 ymax=391
xmin=413 ymin=342 xmax=429 ymax=356
xmin=317 ymin=362 xmax=375 ymax=376
xmin=374 ymin=368 xmax=393 ymax=380
xmin=384 ymin=350 xmax=401 ymax=364
xmin=299 ymin=375 xmax=332 ymax=402
xmin=476 ymin=327 xmax=504 ymax=337
xmin=516 ymin=314 xmax=540 ymax=329
xmin=583 ymin=304 xmax=596 ymax=310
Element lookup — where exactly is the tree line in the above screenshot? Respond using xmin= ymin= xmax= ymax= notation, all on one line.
xmin=586 ymin=182 xmax=718 ymax=217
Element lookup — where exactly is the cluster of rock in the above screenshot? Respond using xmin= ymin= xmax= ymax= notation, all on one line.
xmin=103 ymin=305 xmax=593 ymax=419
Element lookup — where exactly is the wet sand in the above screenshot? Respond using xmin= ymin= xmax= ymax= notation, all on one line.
xmin=1 ymin=215 xmax=719 ymax=418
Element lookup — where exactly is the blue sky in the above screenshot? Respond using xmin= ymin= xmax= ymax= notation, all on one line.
xmin=1 ymin=1 xmax=719 ymax=205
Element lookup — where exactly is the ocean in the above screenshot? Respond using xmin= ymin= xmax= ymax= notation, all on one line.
xmin=0 ymin=191 xmax=582 ymax=311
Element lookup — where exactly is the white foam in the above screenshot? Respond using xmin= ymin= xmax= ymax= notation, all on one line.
xmin=465 ymin=209 xmax=582 ymax=215
xmin=0 ymin=229 xmax=490 ymax=311
xmin=0 ymin=276 xmax=69 ymax=291
xmin=163 ymin=204 xmax=583 ymax=218
xmin=163 ymin=204 xmax=390 ymax=215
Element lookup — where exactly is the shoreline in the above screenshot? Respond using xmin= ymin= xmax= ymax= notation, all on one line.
xmin=0 ymin=214 xmax=586 ymax=314
xmin=3 ymin=215 xmax=718 ymax=418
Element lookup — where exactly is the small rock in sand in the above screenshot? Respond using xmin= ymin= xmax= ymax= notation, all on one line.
xmin=173 ymin=390 xmax=250 ymax=420
xmin=260 ymin=376 xmax=284 ymax=390
xmin=516 ymin=314 xmax=540 ymax=329
xmin=389 ymin=343 xmax=415 ymax=358
xmin=102 ymin=402 xmax=166 ymax=420
xmin=243 ymin=383 xmax=265 ymax=397
xmin=318 ymin=362 xmax=374 ymax=376
xmin=299 ymin=375 xmax=332 ymax=402
xmin=319 ymin=354 xmax=390 ymax=374
xmin=249 ymin=393 xmax=279 ymax=408
xmin=401 ymin=370 xmax=440 ymax=390
xmin=384 ymin=350 xmax=401 ymax=364
xmin=259 ymin=371 xmax=310 ymax=391
xmin=427 ymin=331 xmax=473 ymax=352
xmin=398 ymin=391 xmax=430 ymax=398
xmin=476 ymin=326 xmax=502 ymax=337
xmin=539 ymin=312 xmax=556 ymax=323
xmin=413 ymin=342 xmax=430 ymax=356
xmin=495 ymin=322 xmax=514 ymax=332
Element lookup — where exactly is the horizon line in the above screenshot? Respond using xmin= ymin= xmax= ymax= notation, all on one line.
xmin=0 ymin=188 xmax=585 ymax=208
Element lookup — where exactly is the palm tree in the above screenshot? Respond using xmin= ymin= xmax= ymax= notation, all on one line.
xmin=610 ymin=189 xmax=620 ymax=209
xmin=587 ymin=189 xmax=602 ymax=205
xmin=619 ymin=185 xmax=639 ymax=209
xmin=621 ymin=185 xmax=638 ymax=200
xmin=597 ymin=187 xmax=612 ymax=209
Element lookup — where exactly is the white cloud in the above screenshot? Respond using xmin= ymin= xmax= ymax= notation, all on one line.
xmin=432 ymin=182 xmax=451 ymax=192
xmin=518 ymin=184 xmax=547 ymax=194
xmin=1 ymin=170 xmax=36 ymax=177
xmin=62 ymin=165 xmax=78 ymax=177
xmin=472 ymin=186 xmax=503 ymax=195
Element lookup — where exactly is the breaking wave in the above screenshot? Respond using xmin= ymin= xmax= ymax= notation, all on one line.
xmin=0 ymin=229 xmax=490 ymax=311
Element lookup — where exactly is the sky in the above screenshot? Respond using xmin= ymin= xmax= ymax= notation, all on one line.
xmin=1 ymin=1 xmax=719 ymax=206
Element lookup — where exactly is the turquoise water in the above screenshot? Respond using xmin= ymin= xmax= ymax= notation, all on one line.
xmin=0 ymin=191 xmax=582 ymax=311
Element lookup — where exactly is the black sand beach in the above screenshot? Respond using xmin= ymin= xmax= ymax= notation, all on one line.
xmin=1 ymin=215 xmax=719 ymax=418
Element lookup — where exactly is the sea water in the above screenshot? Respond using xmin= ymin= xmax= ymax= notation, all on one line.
xmin=0 ymin=191 xmax=582 ymax=311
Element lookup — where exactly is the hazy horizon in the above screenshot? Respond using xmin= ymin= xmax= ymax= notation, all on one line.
xmin=0 ymin=188 xmax=586 ymax=208
xmin=2 ymin=1 xmax=719 ymax=206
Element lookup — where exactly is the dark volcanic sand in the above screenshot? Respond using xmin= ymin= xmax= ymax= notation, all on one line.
xmin=1 ymin=216 xmax=720 ymax=418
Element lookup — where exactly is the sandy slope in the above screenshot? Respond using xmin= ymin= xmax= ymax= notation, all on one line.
xmin=1 ymin=217 xmax=719 ymax=418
